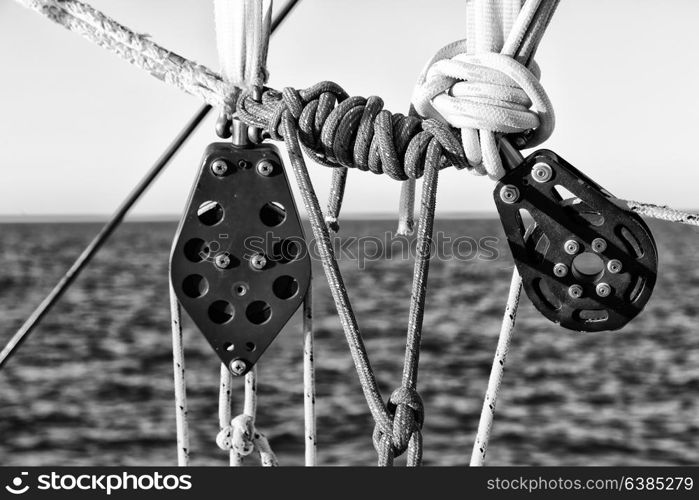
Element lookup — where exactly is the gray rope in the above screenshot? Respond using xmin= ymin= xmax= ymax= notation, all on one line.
xmin=237 ymin=83 xmax=469 ymax=179
xmin=273 ymin=87 xmax=456 ymax=463
xmin=325 ymin=168 xmax=347 ymax=232
xmin=280 ymin=110 xmax=393 ymax=433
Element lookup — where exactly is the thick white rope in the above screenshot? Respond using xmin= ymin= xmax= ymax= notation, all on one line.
xmin=412 ymin=0 xmax=558 ymax=180
xmin=169 ymin=280 xmax=190 ymax=466
xmin=15 ymin=0 xmax=226 ymax=107
xmin=470 ymin=268 xmax=522 ymax=466
xmin=217 ymin=364 xmax=236 ymax=465
xmin=398 ymin=0 xmax=558 ymax=234
xmin=214 ymin=0 xmax=272 ymax=100
xmin=626 ymin=200 xmax=699 ymax=227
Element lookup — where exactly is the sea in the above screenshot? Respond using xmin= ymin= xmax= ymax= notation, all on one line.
xmin=0 ymin=218 xmax=697 ymax=466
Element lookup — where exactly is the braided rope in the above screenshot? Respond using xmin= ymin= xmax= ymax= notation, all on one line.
xmin=237 ymin=84 xmax=469 ymax=179
xmin=626 ymin=201 xmax=699 ymax=227
xmin=303 ymin=286 xmax=317 ymax=466
xmin=17 ymin=0 xmax=226 ymax=108
xmin=275 ymin=92 xmax=455 ymax=462
xmin=168 ymin=280 xmax=189 ymax=466
xmin=470 ymin=268 xmax=522 ymax=466
xmin=216 ymin=367 xmax=279 ymax=466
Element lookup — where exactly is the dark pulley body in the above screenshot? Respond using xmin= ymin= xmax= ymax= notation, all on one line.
xmin=170 ymin=142 xmax=311 ymax=375
xmin=494 ymin=150 xmax=658 ymax=332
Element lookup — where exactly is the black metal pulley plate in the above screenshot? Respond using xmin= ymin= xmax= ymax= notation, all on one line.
xmin=170 ymin=142 xmax=311 ymax=375
xmin=494 ymin=150 xmax=658 ymax=332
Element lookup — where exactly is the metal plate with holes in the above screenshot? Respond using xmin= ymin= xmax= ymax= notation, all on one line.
xmin=494 ymin=150 xmax=658 ymax=332
xmin=170 ymin=142 xmax=310 ymax=375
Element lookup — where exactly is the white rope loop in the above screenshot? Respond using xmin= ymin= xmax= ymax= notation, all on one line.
xmin=411 ymin=0 xmax=557 ymax=180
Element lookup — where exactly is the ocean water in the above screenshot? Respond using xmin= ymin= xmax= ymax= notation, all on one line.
xmin=0 ymin=218 xmax=697 ymax=466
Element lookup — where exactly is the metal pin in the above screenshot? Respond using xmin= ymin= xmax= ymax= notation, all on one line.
xmin=214 ymin=253 xmax=231 ymax=269
xmin=230 ymin=359 xmax=247 ymax=376
xmin=564 ymin=239 xmax=580 ymax=255
xmin=592 ymin=238 xmax=607 ymax=253
xmin=499 ymin=185 xmax=520 ymax=204
xmin=250 ymin=253 xmax=267 ymax=270
xmin=531 ymin=162 xmax=553 ymax=183
xmin=568 ymin=284 xmax=583 ymax=299
xmin=256 ymin=160 xmax=274 ymax=177
xmin=607 ymin=259 xmax=622 ymax=274
xmin=211 ymin=159 xmax=228 ymax=177
xmin=596 ymin=282 xmax=612 ymax=297
xmin=553 ymin=263 xmax=568 ymax=277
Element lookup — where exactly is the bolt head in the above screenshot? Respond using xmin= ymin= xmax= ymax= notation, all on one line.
xmin=531 ymin=162 xmax=553 ymax=183
xmin=211 ymin=159 xmax=228 ymax=176
xmin=568 ymin=284 xmax=583 ymax=299
xmin=607 ymin=259 xmax=622 ymax=274
xmin=256 ymin=160 xmax=274 ymax=177
xmin=229 ymin=359 xmax=247 ymax=376
xmin=591 ymin=238 xmax=607 ymax=253
xmin=564 ymin=239 xmax=580 ymax=255
xmin=596 ymin=282 xmax=612 ymax=297
xmin=214 ymin=253 xmax=231 ymax=269
xmin=250 ymin=253 xmax=267 ymax=270
xmin=553 ymin=263 xmax=569 ymax=278
xmin=499 ymin=185 xmax=520 ymax=204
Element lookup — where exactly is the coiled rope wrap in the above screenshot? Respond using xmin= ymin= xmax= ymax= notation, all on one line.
xmin=236 ymin=82 xmax=471 ymax=180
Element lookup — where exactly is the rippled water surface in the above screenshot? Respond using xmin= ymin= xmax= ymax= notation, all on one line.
xmin=0 ymin=219 xmax=697 ymax=466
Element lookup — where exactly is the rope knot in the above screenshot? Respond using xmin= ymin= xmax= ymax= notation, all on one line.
xmin=412 ymin=40 xmax=554 ymax=179
xmin=230 ymin=414 xmax=255 ymax=456
xmin=388 ymin=386 xmax=425 ymax=429
xmin=372 ymin=387 xmax=424 ymax=461
xmin=216 ymin=425 xmax=233 ymax=451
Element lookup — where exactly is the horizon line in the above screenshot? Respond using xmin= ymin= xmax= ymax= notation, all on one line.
xmin=0 ymin=211 xmax=501 ymax=223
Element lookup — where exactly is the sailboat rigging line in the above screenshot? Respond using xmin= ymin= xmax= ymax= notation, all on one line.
xmin=470 ymin=268 xmax=523 ymax=466
xmin=303 ymin=284 xmax=317 ymax=466
xmin=0 ymin=0 xmax=300 ymax=373
xmin=169 ymin=279 xmax=190 ymax=466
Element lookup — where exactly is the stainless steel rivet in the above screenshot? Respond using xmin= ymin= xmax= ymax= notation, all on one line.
xmin=211 ymin=159 xmax=228 ymax=176
xmin=553 ymin=263 xmax=569 ymax=278
xmin=256 ymin=160 xmax=274 ymax=177
xmin=531 ymin=162 xmax=553 ymax=183
xmin=500 ymin=185 xmax=520 ymax=204
xmin=596 ymin=282 xmax=612 ymax=297
xmin=564 ymin=239 xmax=580 ymax=255
xmin=250 ymin=253 xmax=267 ymax=270
xmin=592 ymin=238 xmax=607 ymax=253
xmin=229 ymin=359 xmax=247 ymax=376
xmin=214 ymin=253 xmax=231 ymax=269
xmin=607 ymin=259 xmax=622 ymax=274
xmin=568 ymin=284 xmax=583 ymax=299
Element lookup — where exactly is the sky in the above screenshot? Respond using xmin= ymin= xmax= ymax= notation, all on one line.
xmin=2 ymin=0 xmax=699 ymax=218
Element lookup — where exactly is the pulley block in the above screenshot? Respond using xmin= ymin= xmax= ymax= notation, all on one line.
xmin=494 ymin=150 xmax=658 ymax=332
xmin=170 ymin=142 xmax=311 ymax=375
